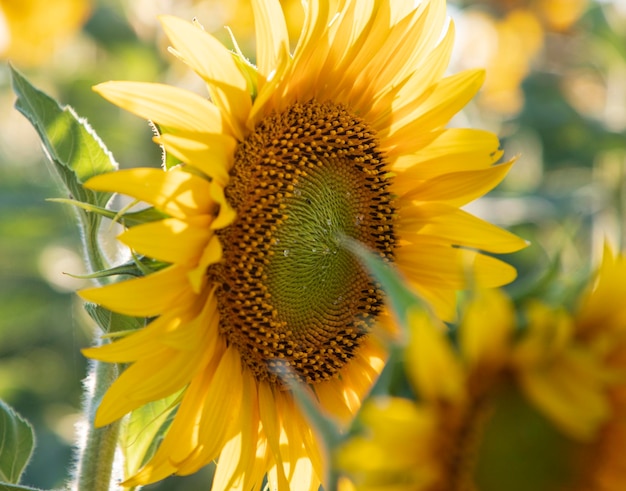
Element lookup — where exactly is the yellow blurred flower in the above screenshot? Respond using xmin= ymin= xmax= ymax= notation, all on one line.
xmin=338 ymin=251 xmax=626 ymax=490
xmin=0 ymin=0 xmax=90 ymax=65
xmin=512 ymin=301 xmax=614 ymax=441
xmin=456 ymin=0 xmax=588 ymax=116
xmin=338 ymin=397 xmax=439 ymax=491
xmin=477 ymin=0 xmax=589 ymax=32
xmin=339 ymin=290 xmax=516 ymax=490
xmin=458 ymin=9 xmax=543 ymax=115
xmin=535 ymin=0 xmax=588 ymax=32
xmin=565 ymin=249 xmax=626 ymax=490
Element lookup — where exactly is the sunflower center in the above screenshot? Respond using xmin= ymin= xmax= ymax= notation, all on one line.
xmin=210 ymin=100 xmax=395 ymax=385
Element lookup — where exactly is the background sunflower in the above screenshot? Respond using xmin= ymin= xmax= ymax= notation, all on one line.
xmin=2 ymin=0 xmax=626 ymax=489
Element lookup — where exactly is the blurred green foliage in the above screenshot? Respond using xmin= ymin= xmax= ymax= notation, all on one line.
xmin=1 ymin=0 xmax=626 ymax=488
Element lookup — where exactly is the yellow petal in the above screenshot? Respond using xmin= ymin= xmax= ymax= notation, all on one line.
xmin=514 ymin=302 xmax=573 ymax=365
xmin=348 ymin=4 xmax=435 ymax=109
xmin=258 ymin=382 xmax=289 ymax=488
xmin=210 ymin=181 xmax=237 ymax=229
xmin=391 ymin=128 xmax=503 ymax=184
xmin=119 ymin=216 xmax=213 ymax=265
xmin=577 ymin=247 xmax=626 ymax=335
xmin=386 ymin=69 xmax=486 ymax=150
xmin=292 ymin=0 xmax=331 ymax=63
xmin=82 ymin=314 xmax=178 ymax=363
xmin=459 ymin=289 xmax=515 ymax=370
xmin=369 ymin=19 xmax=454 ymax=130
xmin=294 ymin=408 xmax=325 ymax=488
xmin=83 ymin=289 xmax=216 ymax=362
xmin=405 ymin=308 xmax=464 ymax=403
xmin=285 ymin=0 xmax=332 ymax=103
xmin=85 ymin=168 xmax=214 ymax=219
xmin=212 ymin=372 xmax=265 ymax=491
xmin=124 ymin=361 xmax=217 ymax=486
xmin=359 ymin=397 xmax=434 ymax=450
xmin=398 ymin=204 xmax=528 ymax=254
xmin=93 ymin=81 xmax=223 ymax=133
xmin=159 ymin=15 xmax=250 ymax=139
xmin=310 ymin=0 xmax=376 ymax=102
xmin=396 ymin=239 xmax=518 ymax=289
xmin=518 ymin=350 xmax=611 ymax=441
xmin=247 ymin=43 xmax=291 ymax=128
xmin=409 ymin=283 xmax=458 ymax=323
xmin=393 ymin=128 xmax=501 ymax=170
xmin=187 ymin=235 xmax=223 ymax=293
xmin=94 ymin=344 xmax=207 ymax=426
xmin=314 ymin=378 xmax=354 ymax=426
xmin=160 ymin=292 xmax=220 ymax=351
xmin=251 ymin=0 xmax=290 ymax=85
xmin=79 ymin=265 xmax=194 ymax=317
xmin=154 ymin=131 xmax=235 ymax=186
xmin=176 ymin=346 xmax=244 ymax=475
xmin=399 ymin=160 xmax=515 ymax=208
xmin=394 ymin=148 xmax=503 ymax=186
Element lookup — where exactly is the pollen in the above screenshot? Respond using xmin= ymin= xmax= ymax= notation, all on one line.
xmin=209 ymin=100 xmax=396 ymax=385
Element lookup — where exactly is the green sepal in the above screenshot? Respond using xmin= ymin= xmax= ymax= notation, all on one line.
xmin=233 ymin=55 xmax=259 ymax=102
xmin=84 ymin=303 xmax=146 ymax=335
xmin=150 ymin=122 xmax=181 ymax=170
xmin=0 ymin=401 xmax=35 ymax=484
xmin=68 ymin=255 xmax=168 ymax=281
xmin=120 ymin=393 xmax=179 ymax=488
xmin=48 ymin=199 xmax=169 ymax=228
xmin=227 ymin=29 xmax=258 ymax=102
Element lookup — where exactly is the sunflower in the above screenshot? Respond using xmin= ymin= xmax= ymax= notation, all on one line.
xmin=562 ymin=249 xmax=626 ymax=490
xmin=337 ymin=290 xmax=517 ymax=490
xmin=79 ymin=0 xmax=526 ymax=488
xmin=338 ymin=251 xmax=626 ymax=491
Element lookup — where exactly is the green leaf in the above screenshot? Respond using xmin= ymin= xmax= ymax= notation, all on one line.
xmin=0 ymin=401 xmax=35 ymax=484
xmin=342 ymin=238 xmax=426 ymax=399
xmin=10 ymin=65 xmax=117 ymax=207
xmin=120 ymin=394 xmax=178 ymax=485
xmin=342 ymin=237 xmax=421 ymax=326
xmin=10 ymin=65 xmax=119 ymax=273
xmin=84 ymin=303 xmax=146 ymax=335
xmin=0 ymin=484 xmax=44 ymax=491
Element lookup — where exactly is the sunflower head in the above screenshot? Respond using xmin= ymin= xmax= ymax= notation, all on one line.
xmin=210 ymin=99 xmax=396 ymax=385
xmin=79 ymin=0 xmax=527 ymax=487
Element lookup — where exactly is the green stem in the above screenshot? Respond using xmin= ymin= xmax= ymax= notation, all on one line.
xmin=73 ymin=209 xmax=122 ymax=490
xmin=82 ymin=211 xmax=109 ymax=274
xmin=75 ymin=359 xmax=122 ymax=491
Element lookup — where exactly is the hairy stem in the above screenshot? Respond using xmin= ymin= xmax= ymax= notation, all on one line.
xmin=72 ymin=209 xmax=121 ymax=490
xmin=74 ymin=359 xmax=121 ymax=491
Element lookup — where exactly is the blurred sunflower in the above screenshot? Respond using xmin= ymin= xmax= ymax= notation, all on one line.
xmin=338 ymin=250 xmax=626 ymax=491
xmin=565 ymin=249 xmax=626 ymax=490
xmin=336 ymin=290 xmax=518 ymax=490
xmin=0 ymin=0 xmax=90 ymax=65
xmin=455 ymin=0 xmax=589 ymax=115
xmin=80 ymin=0 xmax=526 ymax=488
